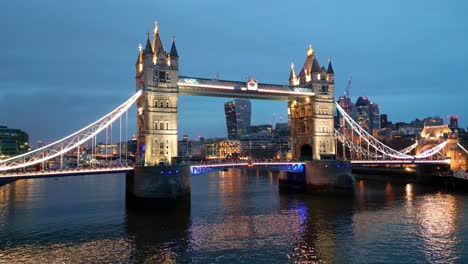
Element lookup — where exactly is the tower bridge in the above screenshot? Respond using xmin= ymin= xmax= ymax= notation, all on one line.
xmin=135 ymin=23 xmax=336 ymax=166
xmin=1 ymin=22 xmax=467 ymax=208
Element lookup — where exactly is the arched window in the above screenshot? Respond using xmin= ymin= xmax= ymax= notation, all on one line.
xmin=159 ymin=123 xmax=164 ymax=130
xmin=166 ymin=100 xmax=169 ymax=108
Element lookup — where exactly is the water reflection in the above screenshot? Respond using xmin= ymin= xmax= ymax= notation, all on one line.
xmin=125 ymin=207 xmax=191 ymax=263
xmin=280 ymin=194 xmax=355 ymax=263
xmin=416 ymin=193 xmax=460 ymax=263
xmin=0 ymin=171 xmax=466 ymax=263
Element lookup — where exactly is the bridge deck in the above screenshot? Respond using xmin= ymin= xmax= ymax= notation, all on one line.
xmin=0 ymin=167 xmax=133 ymax=181
xmin=178 ymin=76 xmax=314 ymax=100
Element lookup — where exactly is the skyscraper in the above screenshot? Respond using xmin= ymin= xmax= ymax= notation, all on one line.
xmin=369 ymin=102 xmax=380 ymax=132
xmin=224 ymin=99 xmax=252 ymax=139
xmin=380 ymin=114 xmax=388 ymax=129
xmin=225 ymin=101 xmax=237 ymax=139
xmin=235 ymin=99 xmax=251 ymax=137
xmin=356 ymin=96 xmax=370 ymax=132
xmin=449 ymin=115 xmax=459 ymax=132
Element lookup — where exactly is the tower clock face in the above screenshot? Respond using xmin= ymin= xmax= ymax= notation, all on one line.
xmin=247 ymin=81 xmax=258 ymax=91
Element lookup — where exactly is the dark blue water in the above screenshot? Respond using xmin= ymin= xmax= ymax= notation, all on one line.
xmin=1 ymin=169 xmax=468 ymax=263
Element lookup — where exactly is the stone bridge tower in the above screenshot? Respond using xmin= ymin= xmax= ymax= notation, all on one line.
xmin=289 ymin=45 xmax=336 ymax=160
xmin=135 ymin=23 xmax=179 ymax=166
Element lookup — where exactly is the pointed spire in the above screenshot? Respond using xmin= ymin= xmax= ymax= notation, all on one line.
xmin=136 ymin=43 xmax=143 ymax=72
xmin=154 ymin=21 xmax=159 ymax=34
xmin=327 ymin=56 xmax=334 ymax=74
xmin=152 ymin=21 xmax=164 ymax=54
xmin=307 ymin=44 xmax=314 ymax=56
xmin=136 ymin=43 xmax=143 ymax=64
xmin=170 ymin=35 xmax=179 ymax=58
xmin=143 ymin=33 xmax=153 ymax=54
xmin=289 ymin=63 xmax=296 ymax=80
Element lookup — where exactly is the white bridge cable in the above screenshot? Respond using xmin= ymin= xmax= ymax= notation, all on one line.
xmin=0 ymin=90 xmax=142 ymax=171
xmin=335 ymin=102 xmax=447 ymax=159
xmin=334 ymin=130 xmax=379 ymax=159
xmin=458 ymin=143 xmax=468 ymax=155
xmin=400 ymin=142 xmax=418 ymax=154
xmin=336 ymin=102 xmax=413 ymax=159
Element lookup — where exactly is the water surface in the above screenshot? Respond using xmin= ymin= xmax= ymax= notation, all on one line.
xmin=1 ymin=169 xmax=468 ymax=263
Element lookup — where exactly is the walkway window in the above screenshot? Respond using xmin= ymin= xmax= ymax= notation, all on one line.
xmin=319 ymin=85 xmax=329 ymax=95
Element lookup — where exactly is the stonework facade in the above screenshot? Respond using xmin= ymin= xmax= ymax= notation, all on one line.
xmin=289 ymin=45 xmax=336 ymax=160
xmin=136 ymin=24 xmax=179 ymax=166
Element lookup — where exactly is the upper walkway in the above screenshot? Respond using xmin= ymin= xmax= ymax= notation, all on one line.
xmin=178 ymin=76 xmax=314 ymax=100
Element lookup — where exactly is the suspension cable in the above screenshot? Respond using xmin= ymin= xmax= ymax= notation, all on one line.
xmin=0 ymin=90 xmax=142 ymax=171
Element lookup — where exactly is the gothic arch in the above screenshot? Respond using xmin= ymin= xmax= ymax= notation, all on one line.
xmin=300 ymin=144 xmax=313 ymax=161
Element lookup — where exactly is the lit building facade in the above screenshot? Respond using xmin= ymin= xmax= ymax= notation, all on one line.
xmin=0 ymin=126 xmax=30 ymax=159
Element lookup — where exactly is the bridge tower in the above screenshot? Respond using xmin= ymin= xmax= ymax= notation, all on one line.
xmin=128 ymin=23 xmax=190 ymax=210
xmin=136 ymin=22 xmax=179 ymax=166
xmin=289 ymin=45 xmax=336 ymax=160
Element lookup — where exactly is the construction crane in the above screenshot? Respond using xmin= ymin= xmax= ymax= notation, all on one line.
xmin=344 ymin=74 xmax=352 ymax=98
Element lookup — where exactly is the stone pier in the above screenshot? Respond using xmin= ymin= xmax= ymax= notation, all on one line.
xmin=126 ymin=165 xmax=191 ymax=210
xmin=279 ymin=160 xmax=354 ymax=194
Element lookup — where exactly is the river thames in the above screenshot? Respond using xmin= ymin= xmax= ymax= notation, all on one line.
xmin=1 ymin=169 xmax=468 ymax=263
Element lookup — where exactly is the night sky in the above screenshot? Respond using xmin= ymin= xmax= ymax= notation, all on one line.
xmin=1 ymin=0 xmax=467 ymax=145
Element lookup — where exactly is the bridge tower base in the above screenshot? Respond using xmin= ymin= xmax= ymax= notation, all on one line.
xmin=279 ymin=160 xmax=354 ymax=194
xmin=126 ymin=165 xmax=191 ymax=210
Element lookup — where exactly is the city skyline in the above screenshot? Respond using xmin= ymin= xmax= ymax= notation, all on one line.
xmin=1 ymin=1 xmax=467 ymax=144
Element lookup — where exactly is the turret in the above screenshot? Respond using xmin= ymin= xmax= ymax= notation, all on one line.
xmin=298 ymin=44 xmax=321 ymax=84
xmin=289 ymin=63 xmax=298 ymax=86
xmin=169 ymin=36 xmax=179 ymax=69
xmin=326 ymin=57 xmax=334 ymax=83
xmin=136 ymin=43 xmax=143 ymax=75
xmin=143 ymin=34 xmax=153 ymax=68
xmin=152 ymin=22 xmax=165 ymax=65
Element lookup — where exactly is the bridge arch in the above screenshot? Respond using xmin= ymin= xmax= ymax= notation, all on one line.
xmin=300 ymin=144 xmax=313 ymax=161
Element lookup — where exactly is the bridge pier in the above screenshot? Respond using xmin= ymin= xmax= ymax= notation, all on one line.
xmin=279 ymin=160 xmax=354 ymax=194
xmin=415 ymin=163 xmax=451 ymax=184
xmin=126 ymin=165 xmax=191 ymax=210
